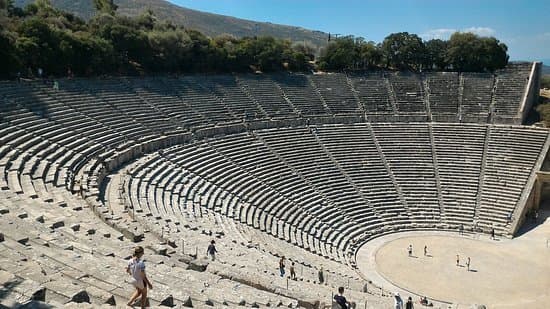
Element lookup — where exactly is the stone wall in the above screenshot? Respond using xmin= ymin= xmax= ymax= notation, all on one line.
xmin=518 ymin=62 xmax=542 ymax=124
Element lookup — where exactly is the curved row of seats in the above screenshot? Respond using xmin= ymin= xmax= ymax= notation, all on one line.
xmin=121 ymin=123 xmax=549 ymax=265
xmin=1 ymin=62 xmax=535 ymax=130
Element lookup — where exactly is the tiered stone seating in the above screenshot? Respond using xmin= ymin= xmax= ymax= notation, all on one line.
xmin=348 ymin=72 xmax=394 ymax=114
xmin=493 ymin=62 xmax=532 ymax=117
xmin=0 ymin=190 xmax=301 ymax=308
xmin=432 ymin=124 xmax=486 ymax=226
xmin=119 ymin=123 xmax=548 ymax=258
xmin=309 ymin=73 xmax=361 ymax=114
xmin=272 ymin=73 xmax=329 ymax=116
xmin=80 ymin=78 xmax=177 ymax=134
xmin=477 ymin=126 xmax=549 ymax=232
xmin=126 ymin=77 xmax=209 ymax=128
xmin=237 ymin=75 xmax=298 ymax=118
xmin=313 ymin=124 xmax=407 ymax=236
xmin=371 ymin=123 xmax=440 ymax=225
xmin=461 ymin=72 xmax=494 ymax=119
xmin=388 ymin=73 xmax=426 ymax=114
xmin=426 ymin=72 xmax=459 ymax=117
xmin=197 ymin=74 xmax=266 ymax=120
xmin=0 ymin=64 xmax=545 ymax=307
xmin=164 ymin=76 xmax=241 ymax=124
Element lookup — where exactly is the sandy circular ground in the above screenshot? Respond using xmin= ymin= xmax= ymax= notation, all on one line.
xmin=356 ymin=213 xmax=550 ymax=308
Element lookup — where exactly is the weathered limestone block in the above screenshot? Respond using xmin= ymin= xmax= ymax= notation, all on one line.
xmin=160 ymin=294 xmax=174 ymax=307
xmin=104 ymin=295 xmax=116 ymax=306
xmin=181 ymin=296 xmax=193 ymax=307
xmin=68 ymin=290 xmax=90 ymax=303
xmin=31 ymin=286 xmax=46 ymax=301
xmin=50 ymin=219 xmax=65 ymax=229
xmin=188 ymin=259 xmax=208 ymax=272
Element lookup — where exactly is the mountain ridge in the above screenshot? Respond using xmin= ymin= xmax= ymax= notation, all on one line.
xmin=14 ymin=0 xmax=329 ymax=50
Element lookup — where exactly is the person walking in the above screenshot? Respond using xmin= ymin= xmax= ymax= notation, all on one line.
xmin=405 ymin=296 xmax=414 ymax=309
xmin=318 ymin=266 xmax=324 ymax=284
xmin=407 ymin=244 xmax=413 ymax=257
xmin=279 ymin=256 xmax=286 ymax=277
xmin=466 ymin=257 xmax=471 ymax=271
xmin=394 ymin=292 xmax=403 ymax=309
xmin=456 ymin=254 xmax=460 ymax=266
xmin=207 ymin=240 xmax=217 ymax=261
xmin=491 ymin=228 xmax=495 ymax=240
xmin=423 ymin=245 xmax=427 ymax=256
xmin=290 ymin=262 xmax=297 ymax=280
xmin=126 ymin=246 xmax=153 ymax=308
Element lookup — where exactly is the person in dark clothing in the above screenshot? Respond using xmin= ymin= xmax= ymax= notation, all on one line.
xmin=405 ymin=296 xmax=414 ymax=309
xmin=279 ymin=256 xmax=286 ymax=277
xmin=334 ymin=287 xmax=355 ymax=309
xmin=207 ymin=240 xmax=217 ymax=261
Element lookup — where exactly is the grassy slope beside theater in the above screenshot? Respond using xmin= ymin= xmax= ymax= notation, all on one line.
xmin=14 ymin=0 xmax=329 ymax=50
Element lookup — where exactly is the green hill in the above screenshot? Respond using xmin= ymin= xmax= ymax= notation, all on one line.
xmin=14 ymin=0 xmax=329 ymax=50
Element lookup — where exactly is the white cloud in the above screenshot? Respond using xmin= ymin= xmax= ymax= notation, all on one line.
xmin=463 ymin=27 xmax=496 ymax=37
xmin=421 ymin=26 xmax=497 ymax=40
xmin=421 ymin=28 xmax=455 ymax=40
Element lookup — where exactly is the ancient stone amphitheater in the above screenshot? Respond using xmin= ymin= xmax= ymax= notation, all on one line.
xmin=0 ymin=62 xmax=547 ymax=308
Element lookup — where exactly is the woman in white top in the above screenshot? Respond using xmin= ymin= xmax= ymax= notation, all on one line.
xmin=126 ymin=246 xmax=153 ymax=308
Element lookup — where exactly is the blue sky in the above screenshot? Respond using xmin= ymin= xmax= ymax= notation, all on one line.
xmin=168 ymin=0 xmax=550 ymax=62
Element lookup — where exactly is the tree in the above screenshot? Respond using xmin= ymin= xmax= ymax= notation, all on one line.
xmin=318 ymin=36 xmax=358 ymax=70
xmin=424 ymin=39 xmax=448 ymax=70
xmin=93 ymin=0 xmax=118 ymax=16
xmin=357 ymin=39 xmax=382 ymax=69
xmin=446 ymin=32 xmax=508 ymax=72
xmin=0 ymin=29 xmax=20 ymax=76
xmin=381 ymin=32 xmax=425 ymax=70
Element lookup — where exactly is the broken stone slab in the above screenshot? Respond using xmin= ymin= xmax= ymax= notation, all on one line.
xmin=50 ymin=220 xmax=65 ymax=229
xmin=104 ymin=295 xmax=116 ymax=306
xmin=151 ymin=245 xmax=168 ymax=256
xmin=159 ymin=294 xmax=174 ymax=307
xmin=251 ymin=302 xmax=260 ymax=308
xmin=0 ymin=208 xmax=9 ymax=214
xmin=31 ymin=286 xmax=46 ymax=302
xmin=188 ymin=259 xmax=208 ymax=272
xmin=70 ymin=224 xmax=80 ymax=232
xmin=17 ymin=237 xmax=29 ymax=245
xmin=67 ymin=290 xmax=90 ymax=304
xmin=0 ymin=233 xmax=4 ymax=242
xmin=205 ymin=299 xmax=214 ymax=306
xmin=17 ymin=212 xmax=28 ymax=219
xmin=87 ymin=228 xmax=96 ymax=235
xmin=238 ymin=299 xmax=246 ymax=306
xmin=35 ymin=215 xmax=44 ymax=223
xmin=17 ymin=300 xmax=51 ymax=308
xmin=167 ymin=240 xmax=177 ymax=248
xmin=181 ymin=296 xmax=193 ymax=307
